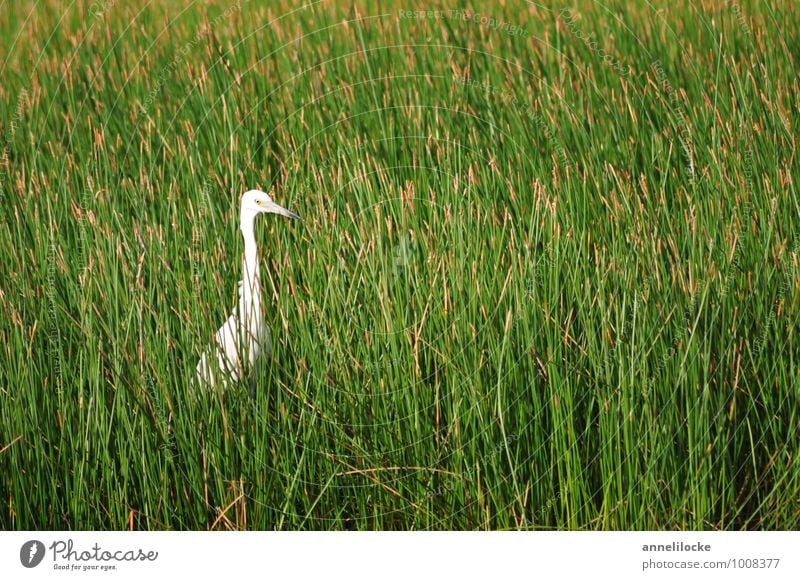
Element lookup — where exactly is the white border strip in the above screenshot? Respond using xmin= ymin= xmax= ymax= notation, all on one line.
xmin=1 ymin=531 xmax=798 ymax=579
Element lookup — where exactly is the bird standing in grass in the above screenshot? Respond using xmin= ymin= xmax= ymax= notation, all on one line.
xmin=196 ymin=189 xmax=300 ymax=389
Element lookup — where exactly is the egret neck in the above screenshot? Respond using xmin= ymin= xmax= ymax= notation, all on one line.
xmin=240 ymin=211 xmax=262 ymax=361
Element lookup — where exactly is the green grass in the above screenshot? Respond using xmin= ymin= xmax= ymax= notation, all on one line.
xmin=1 ymin=0 xmax=798 ymax=530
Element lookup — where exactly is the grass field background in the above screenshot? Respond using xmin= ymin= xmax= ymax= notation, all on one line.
xmin=0 ymin=0 xmax=798 ymax=530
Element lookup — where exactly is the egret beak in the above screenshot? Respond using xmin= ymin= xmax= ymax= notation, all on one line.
xmin=266 ymin=200 xmax=301 ymax=220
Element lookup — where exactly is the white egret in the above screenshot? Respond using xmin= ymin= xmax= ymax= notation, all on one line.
xmin=195 ymin=189 xmax=300 ymax=389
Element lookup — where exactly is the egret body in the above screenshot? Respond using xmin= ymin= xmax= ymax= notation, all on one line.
xmin=195 ymin=189 xmax=299 ymax=389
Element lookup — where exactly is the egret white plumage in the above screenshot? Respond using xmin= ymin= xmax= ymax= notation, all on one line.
xmin=195 ymin=189 xmax=300 ymax=389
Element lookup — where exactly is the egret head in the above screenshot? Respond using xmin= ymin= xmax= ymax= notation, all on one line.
xmin=241 ymin=189 xmax=301 ymax=222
